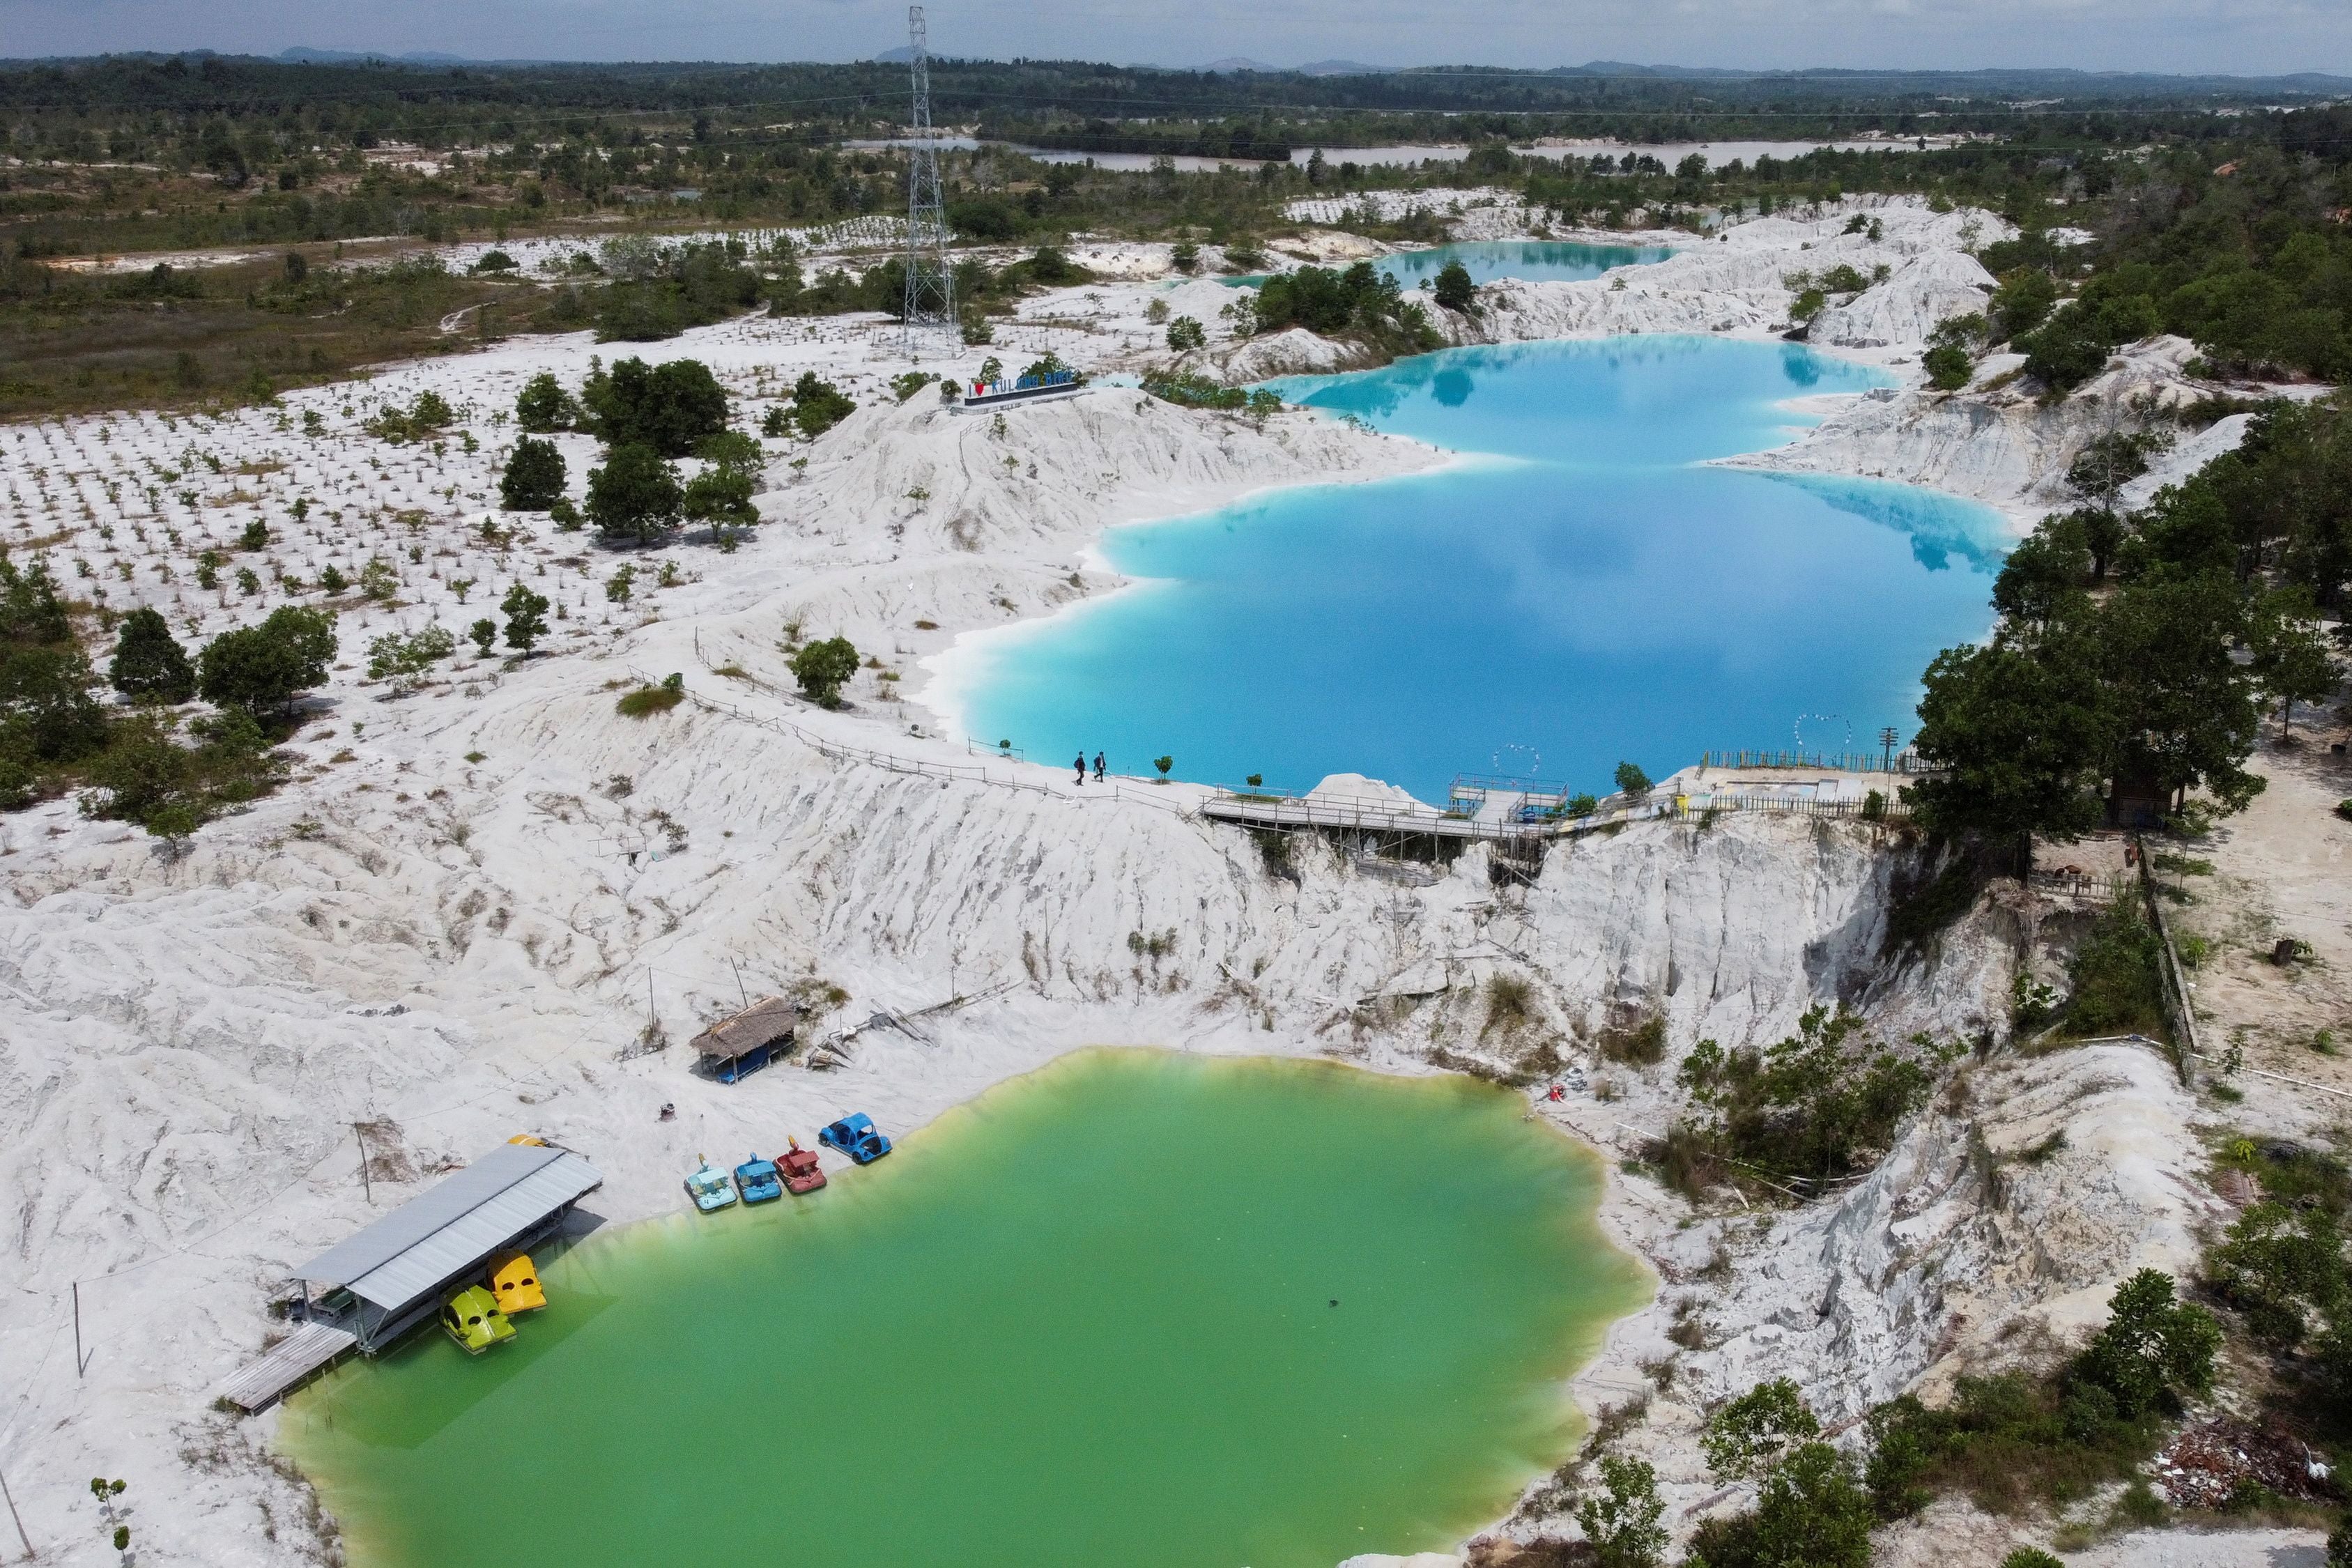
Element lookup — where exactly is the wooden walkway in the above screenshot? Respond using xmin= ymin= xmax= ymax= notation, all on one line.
xmin=1200 ymin=792 xmax=1540 ymax=843
xmin=216 ymin=1322 xmax=358 ymax=1413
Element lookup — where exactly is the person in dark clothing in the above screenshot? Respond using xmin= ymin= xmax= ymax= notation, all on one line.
xmin=1093 ymin=751 xmax=1106 ymax=781
xmin=1074 ymin=753 xmax=1086 ymax=784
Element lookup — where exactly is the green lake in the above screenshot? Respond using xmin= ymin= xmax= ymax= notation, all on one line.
xmin=284 ymin=1050 xmax=1648 ymax=1568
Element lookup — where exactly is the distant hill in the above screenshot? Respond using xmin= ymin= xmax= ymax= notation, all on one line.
xmin=278 ymin=46 xmax=480 ymax=64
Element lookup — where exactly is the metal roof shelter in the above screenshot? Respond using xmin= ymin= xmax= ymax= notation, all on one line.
xmin=293 ymin=1142 xmax=602 ymax=1351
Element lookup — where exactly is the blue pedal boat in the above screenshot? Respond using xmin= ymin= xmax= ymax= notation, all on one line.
xmin=735 ymin=1152 xmax=784 ymax=1204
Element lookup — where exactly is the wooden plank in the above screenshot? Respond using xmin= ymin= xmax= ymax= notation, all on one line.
xmin=216 ymin=1323 xmax=358 ymax=1413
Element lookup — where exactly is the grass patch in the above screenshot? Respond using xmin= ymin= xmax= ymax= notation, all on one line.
xmin=615 ymin=680 xmax=684 ymax=718
xmin=2061 ymin=894 xmax=2167 ymax=1037
xmin=1482 ymin=972 xmax=1535 ymax=1038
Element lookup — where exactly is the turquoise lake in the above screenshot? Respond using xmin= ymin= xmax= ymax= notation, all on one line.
xmin=936 ymin=336 xmax=2009 ymax=801
xmin=1222 ymin=238 xmax=1674 ymax=291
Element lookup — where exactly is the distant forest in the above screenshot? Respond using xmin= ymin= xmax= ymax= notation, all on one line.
xmin=3 ymin=52 xmax=2352 ymax=420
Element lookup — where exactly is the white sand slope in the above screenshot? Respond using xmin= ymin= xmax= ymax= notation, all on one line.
xmin=0 ymin=192 xmax=2312 ymax=1567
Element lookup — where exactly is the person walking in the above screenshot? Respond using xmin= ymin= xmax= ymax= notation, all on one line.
xmin=1074 ymin=753 xmax=1086 ymax=785
xmin=1092 ymin=751 xmax=1106 ymax=782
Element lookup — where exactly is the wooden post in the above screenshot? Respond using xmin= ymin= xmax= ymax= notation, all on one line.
xmin=0 ymin=1463 xmax=33 ymax=1560
xmin=354 ymin=1123 xmax=371 ymax=1204
xmin=72 ymin=1282 xmax=82 ymax=1378
xmin=730 ymin=958 xmax=748 ymax=1010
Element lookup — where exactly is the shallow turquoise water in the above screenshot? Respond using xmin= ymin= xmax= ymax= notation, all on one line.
xmin=1221 ymin=238 xmax=1673 ymax=291
xmin=941 ymin=336 xmax=2006 ymax=801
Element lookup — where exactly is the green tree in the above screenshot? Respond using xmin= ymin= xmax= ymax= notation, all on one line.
xmin=501 ymin=583 xmax=551 ymax=652
xmin=1575 ymin=1454 xmax=1667 ymax=1568
xmin=2072 ymin=1269 xmax=2220 ymax=1417
xmin=1702 ymin=1378 xmax=1820 ymax=1479
xmin=1165 ymin=315 xmax=1206 ymax=351
xmin=1922 ymin=342 xmax=1974 ymax=391
xmin=1909 ymin=625 xmax=2111 ymax=847
xmin=790 ymin=371 xmax=858 ymax=438
xmin=0 ymin=646 xmax=109 ymax=761
xmin=0 ymin=554 xmax=71 ymax=644
xmin=1614 ymin=761 xmax=1652 ymax=797
xmin=1988 ymin=266 xmax=2058 ymax=340
xmin=468 ymin=617 xmax=497 ymax=655
xmin=790 ymin=636 xmax=859 ymax=707
xmin=195 ymin=606 xmax=337 ymax=718
xmin=1745 ymin=1441 xmax=1875 ymax=1568
xmin=2066 ymin=429 xmax=2172 ymax=507
xmin=1990 ymin=514 xmax=2093 ymax=629
xmin=2098 ymin=572 xmax=2265 ymax=816
xmin=517 ymin=371 xmax=581 ymax=432
xmin=107 ymin=606 xmax=196 ymax=705
xmin=585 ymin=444 xmax=684 ymax=544
xmin=683 ymin=431 xmax=762 ymax=528
xmin=1432 ymin=260 xmax=1477 ymax=312
xmin=2248 ymin=587 xmax=2339 ymax=737
xmin=581 ymin=357 xmax=728 ymax=455
xmin=499 ymin=437 xmax=568 ymax=511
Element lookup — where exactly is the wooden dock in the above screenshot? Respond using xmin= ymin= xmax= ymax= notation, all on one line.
xmin=215 ymin=1322 xmax=358 ymax=1413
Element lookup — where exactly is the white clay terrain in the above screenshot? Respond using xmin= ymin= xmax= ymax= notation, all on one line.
xmin=0 ymin=193 xmax=2327 ymax=1567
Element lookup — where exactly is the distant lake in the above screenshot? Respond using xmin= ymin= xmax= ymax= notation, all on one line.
xmin=1221 ymin=239 xmax=1675 ymax=291
xmin=930 ymin=337 xmax=2008 ymax=801
xmin=849 ymin=137 xmax=1958 ymax=174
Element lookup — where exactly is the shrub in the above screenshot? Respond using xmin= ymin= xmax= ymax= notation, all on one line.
xmin=1165 ymin=315 xmax=1206 ymax=351
xmin=788 ymin=371 xmax=857 ymax=438
xmin=358 ymin=556 xmax=397 ymax=602
xmin=1432 ymin=259 xmax=1477 ymax=312
xmin=1691 ymin=1383 xmax=1873 ymax=1568
xmin=1662 ymin=1007 xmax=1935 ymax=1201
xmin=77 ymin=707 xmax=286 ymax=838
xmin=108 ymin=607 xmax=194 ymax=704
xmin=365 ymin=624 xmax=455 ymax=692
xmin=499 ymin=437 xmax=567 ymax=511
xmin=790 ymin=636 xmax=859 ymax=707
xmin=1923 ymin=342 xmax=1974 ymax=390
xmin=1598 ymin=1014 xmax=1667 ymax=1066
xmin=468 ymin=618 xmax=496 ymax=655
xmin=683 ymin=431 xmax=762 ymax=528
xmin=500 ymin=583 xmax=550 ymax=652
xmin=2062 ymin=895 xmax=2166 ymax=1036
xmin=1575 ymin=1454 xmax=1666 ymax=1568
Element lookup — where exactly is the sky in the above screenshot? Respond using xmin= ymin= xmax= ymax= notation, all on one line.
xmin=1 ymin=0 xmax=2348 ymax=78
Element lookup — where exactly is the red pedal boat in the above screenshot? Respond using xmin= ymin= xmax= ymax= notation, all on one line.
xmin=780 ymin=1137 xmax=827 ymax=1195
